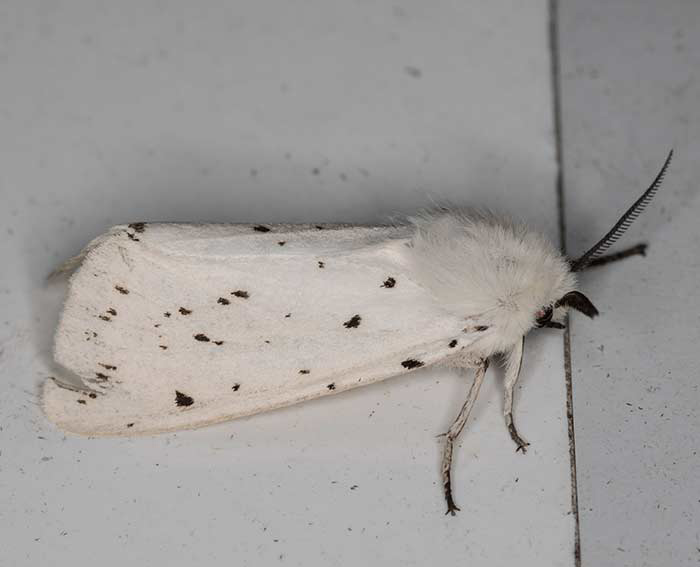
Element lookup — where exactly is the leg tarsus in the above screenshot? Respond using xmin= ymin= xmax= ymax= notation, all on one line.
xmin=506 ymin=413 xmax=530 ymax=453
xmin=584 ymin=243 xmax=647 ymax=269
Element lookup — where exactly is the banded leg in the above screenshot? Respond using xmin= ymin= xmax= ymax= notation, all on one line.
xmin=504 ymin=337 xmax=529 ymax=453
xmin=583 ymin=243 xmax=647 ymax=269
xmin=441 ymin=358 xmax=489 ymax=516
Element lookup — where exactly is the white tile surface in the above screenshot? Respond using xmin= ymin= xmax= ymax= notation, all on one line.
xmin=0 ymin=2 xmax=575 ymax=565
xmin=559 ymin=1 xmax=700 ymax=565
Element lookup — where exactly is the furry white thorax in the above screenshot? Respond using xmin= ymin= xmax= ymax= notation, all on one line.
xmin=408 ymin=210 xmax=576 ymax=357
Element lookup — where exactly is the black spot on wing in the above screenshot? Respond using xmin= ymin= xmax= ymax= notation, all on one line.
xmin=164 ymin=311 xmax=171 ymax=318
xmin=401 ymin=359 xmax=424 ymax=369
xmin=115 ymin=285 xmax=129 ymax=295
xmin=175 ymin=390 xmax=194 ymax=407
xmin=327 ymin=383 xmax=336 ymax=390
xmin=318 ymin=261 xmax=325 ymax=269
xmin=217 ymin=297 xmax=230 ymax=305
xmin=299 ymin=369 xmax=310 ymax=375
xmin=106 ymin=308 xmax=117 ymax=316
xmin=88 ymin=392 xmax=97 ymax=399
xmin=159 ymin=345 xmax=168 ymax=350
xmin=194 ymin=333 xmax=210 ymax=342
xmin=343 ymin=314 xmax=362 ymax=329
xmin=278 ymin=241 xmax=286 ymax=246
xmin=126 ymin=423 xmax=135 ymax=428
xmin=231 ymin=290 xmax=249 ymax=299
xmin=253 ymin=225 xmax=270 ymax=233
xmin=179 ymin=307 xmax=192 ymax=315
xmin=232 ymin=383 xmax=240 ymax=391
xmin=285 ymin=313 xmax=291 ymax=318
xmin=449 ymin=339 xmax=458 ymax=348
xmin=381 ymin=277 xmax=396 ymax=288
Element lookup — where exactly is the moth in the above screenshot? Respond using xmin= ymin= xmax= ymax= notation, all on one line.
xmin=44 ymin=151 xmax=672 ymax=515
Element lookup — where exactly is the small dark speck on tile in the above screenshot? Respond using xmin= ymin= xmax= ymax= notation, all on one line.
xmin=401 ymin=359 xmax=424 ymax=369
xmin=126 ymin=423 xmax=135 ymax=428
xmin=315 ymin=225 xmax=324 ymax=230
xmin=77 ymin=399 xmax=87 ymax=405
xmin=232 ymin=383 xmax=240 ymax=391
xmin=159 ymin=345 xmax=168 ymax=350
xmin=350 ymin=485 xmax=358 ymax=490
xmin=194 ymin=333 xmax=210 ymax=342
xmin=213 ymin=340 xmax=224 ymax=346
xmin=154 ymin=323 xmax=161 ymax=328
xmin=127 ymin=232 xmax=140 ymax=242
xmin=278 ymin=241 xmax=286 ymax=246
xmin=99 ymin=363 xmax=117 ymax=371
xmin=404 ymin=65 xmax=422 ymax=78
xmin=107 ymin=308 xmax=117 ymax=316
xmin=88 ymin=393 xmax=97 ymax=399
xmin=217 ymin=297 xmax=230 ymax=305
xmin=285 ymin=313 xmax=292 ymax=318
xmin=343 ymin=314 xmax=362 ymax=329
xmin=311 ymin=167 xmax=320 ymax=175
xmin=475 ymin=326 xmax=489 ymax=332
xmin=179 ymin=307 xmax=192 ymax=315
xmin=327 ymin=383 xmax=336 ymax=390
xmin=175 ymin=390 xmax=194 ymax=407
xmin=98 ymin=315 xmax=111 ymax=322
xmin=381 ymin=277 xmax=396 ymax=288
xmin=164 ymin=312 xmax=171 ymax=318
xmin=449 ymin=339 xmax=458 ymax=348
xmin=318 ymin=261 xmax=325 ymax=268
xmin=95 ymin=372 xmax=110 ymax=381
xmin=115 ymin=285 xmax=129 ymax=294
xmin=264 ymin=340 xmax=271 ymax=344
xmin=253 ymin=225 xmax=270 ymax=233
xmin=231 ymin=290 xmax=249 ymax=299
xmin=299 ymin=369 xmax=310 ymax=375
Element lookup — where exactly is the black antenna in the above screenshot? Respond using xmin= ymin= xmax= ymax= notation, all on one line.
xmin=570 ymin=150 xmax=673 ymax=272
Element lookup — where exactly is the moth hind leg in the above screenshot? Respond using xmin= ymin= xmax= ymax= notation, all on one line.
xmin=440 ymin=357 xmax=489 ymax=516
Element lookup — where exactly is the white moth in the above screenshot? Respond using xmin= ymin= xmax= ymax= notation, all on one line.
xmin=44 ymin=151 xmax=672 ymax=515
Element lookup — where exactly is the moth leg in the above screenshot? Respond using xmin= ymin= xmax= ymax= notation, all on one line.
xmin=583 ymin=243 xmax=647 ymax=269
xmin=441 ymin=357 xmax=489 ymax=516
xmin=504 ymin=337 xmax=529 ymax=453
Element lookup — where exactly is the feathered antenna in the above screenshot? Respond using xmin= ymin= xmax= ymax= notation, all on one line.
xmin=570 ymin=150 xmax=673 ymax=272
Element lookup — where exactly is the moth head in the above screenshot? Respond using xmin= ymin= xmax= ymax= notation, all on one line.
xmin=534 ymin=150 xmax=672 ymax=332
xmin=533 ymin=291 xmax=599 ymax=330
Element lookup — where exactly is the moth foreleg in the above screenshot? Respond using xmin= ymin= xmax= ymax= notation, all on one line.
xmin=504 ymin=337 xmax=529 ymax=453
xmin=583 ymin=243 xmax=647 ymax=269
xmin=441 ymin=357 xmax=489 ymax=516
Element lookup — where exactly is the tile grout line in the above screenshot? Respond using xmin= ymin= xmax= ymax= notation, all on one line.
xmin=548 ymin=1 xmax=582 ymax=566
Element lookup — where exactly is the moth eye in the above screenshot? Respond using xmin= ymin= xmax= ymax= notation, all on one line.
xmin=535 ymin=306 xmax=553 ymax=328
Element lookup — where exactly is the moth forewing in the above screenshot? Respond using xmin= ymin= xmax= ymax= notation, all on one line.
xmin=44 ymin=222 xmax=482 ymax=436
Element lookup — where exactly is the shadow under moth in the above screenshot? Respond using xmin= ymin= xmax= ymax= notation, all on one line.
xmin=44 ymin=151 xmax=672 ymax=515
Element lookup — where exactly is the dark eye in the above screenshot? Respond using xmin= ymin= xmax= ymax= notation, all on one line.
xmin=535 ymin=306 xmax=553 ymax=328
